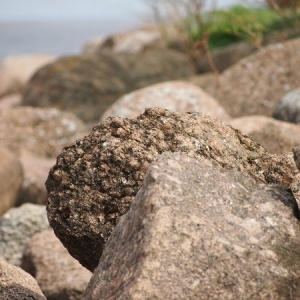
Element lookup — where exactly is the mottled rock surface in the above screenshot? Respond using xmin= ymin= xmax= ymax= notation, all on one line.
xmin=83 ymin=153 xmax=300 ymax=299
xmin=101 ymin=81 xmax=230 ymax=121
xmin=205 ymin=38 xmax=300 ymax=117
xmin=0 ymin=259 xmax=46 ymax=300
xmin=0 ymin=147 xmax=23 ymax=216
xmin=0 ymin=204 xmax=50 ymax=266
xmin=229 ymin=115 xmax=300 ymax=154
xmin=22 ymin=230 xmax=92 ymax=300
xmin=273 ymin=87 xmax=300 ymax=123
xmin=0 ymin=107 xmax=87 ymax=158
xmin=46 ymin=108 xmax=297 ymax=271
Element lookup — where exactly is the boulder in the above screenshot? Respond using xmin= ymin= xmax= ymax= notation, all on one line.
xmin=0 ymin=107 xmax=87 ymax=158
xmin=101 ymin=81 xmax=230 ymax=121
xmin=0 ymin=93 xmax=21 ymax=109
xmin=0 ymin=259 xmax=46 ymax=300
xmin=0 ymin=147 xmax=23 ymax=216
xmin=22 ymin=230 xmax=92 ymax=300
xmin=83 ymin=152 xmax=300 ymax=299
xmin=0 ymin=203 xmax=50 ymax=266
xmin=0 ymin=54 xmax=55 ymax=97
xmin=46 ymin=108 xmax=297 ymax=271
xmin=22 ymin=55 xmax=127 ymax=123
xmin=273 ymin=87 xmax=300 ymax=123
xmin=205 ymin=38 xmax=300 ymax=118
xmin=229 ymin=115 xmax=300 ymax=154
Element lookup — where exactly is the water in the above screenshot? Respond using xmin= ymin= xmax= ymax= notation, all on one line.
xmin=0 ymin=18 xmax=144 ymax=59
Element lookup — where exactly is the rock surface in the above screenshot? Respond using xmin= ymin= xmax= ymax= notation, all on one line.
xmin=83 ymin=152 xmax=300 ymax=299
xmin=0 ymin=204 xmax=50 ymax=266
xmin=273 ymin=87 xmax=300 ymax=123
xmin=229 ymin=115 xmax=300 ymax=154
xmin=0 ymin=107 xmax=87 ymax=158
xmin=46 ymin=108 xmax=297 ymax=271
xmin=101 ymin=80 xmax=230 ymax=121
xmin=0 ymin=259 xmax=46 ymax=300
xmin=22 ymin=229 xmax=92 ymax=300
xmin=205 ymin=38 xmax=300 ymax=118
xmin=0 ymin=147 xmax=23 ymax=216
xmin=0 ymin=93 xmax=21 ymax=109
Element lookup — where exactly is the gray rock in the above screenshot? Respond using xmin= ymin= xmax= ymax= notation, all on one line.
xmin=0 ymin=203 xmax=50 ymax=266
xmin=46 ymin=108 xmax=297 ymax=271
xmin=273 ymin=87 xmax=300 ymax=123
xmin=22 ymin=229 xmax=92 ymax=300
xmin=0 ymin=258 xmax=46 ymax=300
xmin=83 ymin=152 xmax=300 ymax=299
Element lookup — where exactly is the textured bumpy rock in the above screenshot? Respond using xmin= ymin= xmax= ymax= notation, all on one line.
xmin=229 ymin=115 xmax=300 ymax=154
xmin=205 ymin=38 xmax=300 ymax=117
xmin=83 ymin=153 xmax=300 ymax=299
xmin=22 ymin=230 xmax=92 ymax=300
xmin=0 ymin=259 xmax=46 ymax=300
xmin=101 ymin=80 xmax=230 ymax=121
xmin=0 ymin=204 xmax=50 ymax=266
xmin=273 ymin=87 xmax=300 ymax=123
xmin=0 ymin=147 xmax=23 ymax=216
xmin=46 ymin=108 xmax=297 ymax=271
xmin=0 ymin=107 xmax=87 ymax=158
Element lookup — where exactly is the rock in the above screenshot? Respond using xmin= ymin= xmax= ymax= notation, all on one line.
xmin=205 ymin=38 xmax=300 ymax=118
xmin=290 ymin=144 xmax=300 ymax=210
xmin=229 ymin=115 xmax=300 ymax=154
xmin=0 ymin=147 xmax=23 ymax=216
xmin=101 ymin=81 xmax=230 ymax=121
xmin=0 ymin=259 xmax=46 ymax=300
xmin=22 ymin=229 xmax=92 ymax=300
xmin=273 ymin=87 xmax=300 ymax=123
xmin=22 ymin=55 xmax=128 ymax=123
xmin=0 ymin=203 xmax=50 ymax=266
xmin=83 ymin=152 xmax=300 ymax=299
xmin=0 ymin=107 xmax=87 ymax=158
xmin=0 ymin=54 xmax=55 ymax=97
xmin=17 ymin=153 xmax=55 ymax=206
xmin=0 ymin=93 xmax=21 ymax=109
xmin=46 ymin=108 xmax=297 ymax=271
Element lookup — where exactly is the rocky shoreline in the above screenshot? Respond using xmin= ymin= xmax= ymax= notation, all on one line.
xmin=1 ymin=26 xmax=300 ymax=299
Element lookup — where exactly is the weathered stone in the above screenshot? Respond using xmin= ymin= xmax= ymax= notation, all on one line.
xmin=229 ymin=115 xmax=300 ymax=154
xmin=46 ymin=108 xmax=297 ymax=271
xmin=22 ymin=55 xmax=127 ymax=123
xmin=0 ymin=147 xmax=23 ymax=216
xmin=0 ymin=93 xmax=21 ymax=109
xmin=205 ymin=38 xmax=300 ymax=117
xmin=273 ymin=87 xmax=300 ymax=123
xmin=0 ymin=107 xmax=87 ymax=158
xmin=22 ymin=230 xmax=92 ymax=300
xmin=0 ymin=259 xmax=46 ymax=300
xmin=83 ymin=152 xmax=300 ymax=299
xmin=0 ymin=204 xmax=50 ymax=266
xmin=101 ymin=80 xmax=230 ymax=121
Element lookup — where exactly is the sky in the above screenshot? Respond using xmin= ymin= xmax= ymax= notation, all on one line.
xmin=0 ymin=0 xmax=243 ymax=22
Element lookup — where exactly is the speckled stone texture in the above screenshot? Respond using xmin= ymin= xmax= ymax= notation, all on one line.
xmin=83 ymin=153 xmax=300 ymax=299
xmin=46 ymin=108 xmax=297 ymax=271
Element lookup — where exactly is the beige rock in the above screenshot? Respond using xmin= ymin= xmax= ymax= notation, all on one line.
xmin=0 ymin=147 xmax=23 ymax=216
xmin=22 ymin=230 xmax=92 ymax=300
xmin=0 ymin=93 xmax=21 ymax=109
xmin=229 ymin=115 xmax=300 ymax=154
xmin=101 ymin=80 xmax=230 ymax=121
xmin=83 ymin=152 xmax=300 ymax=299
xmin=0 ymin=259 xmax=46 ymax=300
xmin=0 ymin=55 xmax=55 ymax=97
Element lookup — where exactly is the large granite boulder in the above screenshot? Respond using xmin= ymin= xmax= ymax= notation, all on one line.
xmin=46 ymin=108 xmax=297 ymax=271
xmin=205 ymin=38 xmax=300 ymax=118
xmin=273 ymin=87 xmax=300 ymax=123
xmin=22 ymin=230 xmax=92 ymax=300
xmin=0 ymin=259 xmax=46 ymax=300
xmin=229 ymin=115 xmax=300 ymax=154
xmin=0 ymin=204 xmax=50 ymax=266
xmin=83 ymin=152 xmax=300 ymax=299
xmin=101 ymin=80 xmax=230 ymax=121
xmin=0 ymin=147 xmax=23 ymax=216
